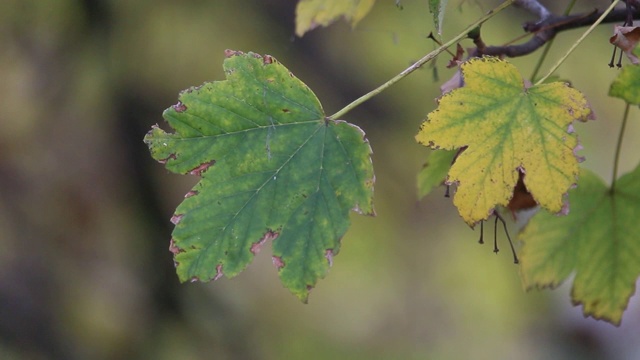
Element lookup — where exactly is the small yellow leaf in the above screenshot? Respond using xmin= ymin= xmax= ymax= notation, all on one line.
xmin=295 ymin=0 xmax=375 ymax=37
xmin=415 ymin=57 xmax=592 ymax=225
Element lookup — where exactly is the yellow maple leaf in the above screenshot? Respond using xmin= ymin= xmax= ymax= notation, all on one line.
xmin=295 ymin=0 xmax=375 ymax=37
xmin=415 ymin=57 xmax=592 ymax=225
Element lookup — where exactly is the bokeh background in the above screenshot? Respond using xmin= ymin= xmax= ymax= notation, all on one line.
xmin=1 ymin=0 xmax=639 ymax=359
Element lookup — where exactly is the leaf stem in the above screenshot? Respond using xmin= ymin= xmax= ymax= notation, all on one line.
xmin=535 ymin=0 xmax=620 ymax=85
xmin=529 ymin=0 xmax=577 ymax=81
xmin=328 ymin=0 xmax=516 ymax=120
xmin=611 ymin=102 xmax=630 ymax=192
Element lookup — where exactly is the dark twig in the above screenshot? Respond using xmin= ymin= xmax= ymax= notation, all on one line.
xmin=610 ymin=1 xmax=637 ymax=67
xmin=625 ymin=0 xmax=636 ymax=25
xmin=483 ymin=7 xmax=640 ymax=58
xmin=610 ymin=43 xmax=619 ymax=67
xmin=494 ymin=212 xmax=520 ymax=264
xmin=493 ymin=216 xmax=500 ymax=254
xmin=514 ymin=0 xmax=551 ymax=21
xmin=476 ymin=213 xmax=518 ymax=264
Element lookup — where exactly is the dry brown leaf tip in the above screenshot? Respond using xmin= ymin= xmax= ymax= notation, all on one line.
xmin=610 ymin=25 xmax=640 ymax=65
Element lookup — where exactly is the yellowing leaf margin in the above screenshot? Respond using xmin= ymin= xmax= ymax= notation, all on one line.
xmin=295 ymin=0 xmax=375 ymax=37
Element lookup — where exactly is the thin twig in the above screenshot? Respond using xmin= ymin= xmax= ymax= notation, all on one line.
xmin=514 ymin=0 xmax=551 ymax=20
xmin=494 ymin=212 xmax=519 ymax=264
xmin=536 ymin=0 xmax=621 ymax=85
xmin=484 ymin=6 xmax=639 ymax=58
xmin=327 ymin=0 xmax=516 ymax=120
xmin=529 ymin=0 xmax=578 ymax=81
xmin=611 ymin=103 xmax=631 ymax=192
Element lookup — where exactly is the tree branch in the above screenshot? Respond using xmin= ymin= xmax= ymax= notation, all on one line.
xmin=513 ymin=0 xmax=551 ymax=21
xmin=482 ymin=6 xmax=640 ymax=58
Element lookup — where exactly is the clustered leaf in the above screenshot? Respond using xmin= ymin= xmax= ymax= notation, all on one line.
xmin=415 ymin=57 xmax=592 ymax=226
xmin=140 ymin=0 xmax=640 ymax=327
xmin=519 ymin=166 xmax=640 ymax=325
xmin=517 ymin=28 xmax=640 ymax=326
xmin=145 ymin=50 xmax=375 ymax=301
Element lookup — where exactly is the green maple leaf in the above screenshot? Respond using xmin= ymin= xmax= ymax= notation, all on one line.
xmin=295 ymin=0 xmax=375 ymax=37
xmin=609 ymin=57 xmax=640 ymax=105
xmin=415 ymin=57 xmax=592 ymax=226
xmin=144 ymin=50 xmax=375 ymax=302
xmin=417 ymin=149 xmax=456 ymax=199
xmin=519 ymin=166 xmax=640 ymax=325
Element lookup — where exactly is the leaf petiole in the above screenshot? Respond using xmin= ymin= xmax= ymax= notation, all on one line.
xmin=535 ymin=0 xmax=621 ymax=85
xmin=611 ymin=102 xmax=630 ymax=192
xmin=328 ymin=0 xmax=516 ymax=120
xmin=529 ymin=0 xmax=578 ymax=81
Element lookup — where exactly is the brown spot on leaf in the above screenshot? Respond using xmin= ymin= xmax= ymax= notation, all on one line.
xmin=169 ymin=238 xmax=184 ymax=255
xmin=558 ymin=199 xmax=570 ymax=216
xmin=574 ymin=144 xmax=585 ymax=163
xmin=225 ymin=49 xmax=243 ymax=58
xmin=158 ymin=153 xmax=177 ymax=164
xmin=173 ymin=101 xmax=187 ymax=112
xmin=325 ymin=249 xmax=334 ymax=267
xmin=250 ymin=230 xmax=279 ymax=255
xmin=188 ymin=160 xmax=215 ymax=176
xmin=263 ymin=55 xmax=274 ymax=64
xmin=170 ymin=214 xmax=183 ymax=225
xmin=272 ymin=256 xmax=285 ymax=270
xmin=213 ymin=264 xmax=223 ymax=281
xmin=282 ymin=108 xmax=290 ymax=113
xmin=507 ymin=170 xmax=537 ymax=218
xmin=185 ymin=190 xmax=198 ymax=198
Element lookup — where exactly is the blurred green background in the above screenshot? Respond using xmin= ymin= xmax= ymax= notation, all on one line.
xmin=1 ymin=0 xmax=639 ymax=359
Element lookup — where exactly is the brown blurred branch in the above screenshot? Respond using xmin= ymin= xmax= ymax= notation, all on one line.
xmin=514 ymin=0 xmax=551 ymax=21
xmin=479 ymin=4 xmax=640 ymax=58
